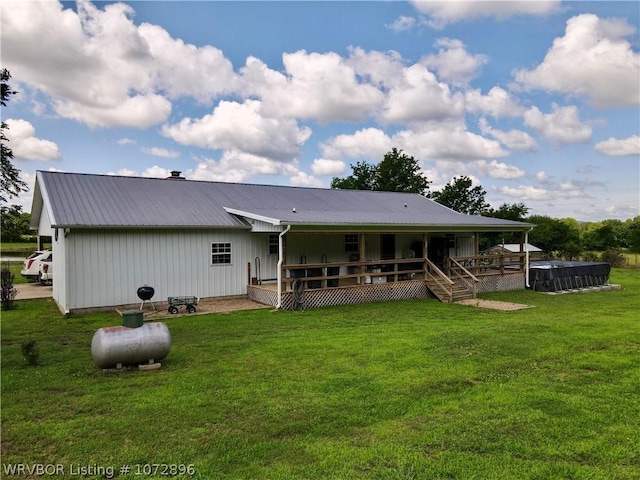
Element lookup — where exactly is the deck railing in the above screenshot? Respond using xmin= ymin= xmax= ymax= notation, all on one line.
xmin=449 ymin=253 xmax=527 ymax=276
xmin=281 ymin=258 xmax=425 ymax=291
xmin=252 ymin=253 xmax=526 ymax=292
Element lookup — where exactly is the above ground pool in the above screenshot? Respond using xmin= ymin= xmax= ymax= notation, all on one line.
xmin=528 ymin=261 xmax=611 ymax=292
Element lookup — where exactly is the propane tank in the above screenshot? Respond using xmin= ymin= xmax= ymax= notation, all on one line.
xmin=91 ymin=322 xmax=171 ymax=368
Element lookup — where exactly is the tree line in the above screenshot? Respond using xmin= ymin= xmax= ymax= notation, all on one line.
xmin=331 ymin=149 xmax=640 ymax=256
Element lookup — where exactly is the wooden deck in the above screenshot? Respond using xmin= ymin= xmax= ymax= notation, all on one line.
xmin=247 ymin=254 xmax=527 ymax=310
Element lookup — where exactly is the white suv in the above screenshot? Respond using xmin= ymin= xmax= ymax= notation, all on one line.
xmin=21 ymin=250 xmax=52 ymax=282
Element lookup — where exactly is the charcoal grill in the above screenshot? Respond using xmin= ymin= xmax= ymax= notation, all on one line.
xmin=137 ymin=284 xmax=157 ymax=312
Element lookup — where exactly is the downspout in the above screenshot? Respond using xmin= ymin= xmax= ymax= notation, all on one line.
xmin=525 ymin=227 xmax=534 ymax=288
xmin=276 ymin=224 xmax=291 ymax=309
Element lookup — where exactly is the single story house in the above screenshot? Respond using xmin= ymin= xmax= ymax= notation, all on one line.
xmin=30 ymin=170 xmax=535 ymax=313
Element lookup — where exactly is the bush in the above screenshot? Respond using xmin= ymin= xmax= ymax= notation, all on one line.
xmin=1 ymin=263 xmax=18 ymax=310
xmin=600 ymin=249 xmax=627 ymax=268
xmin=21 ymin=340 xmax=40 ymax=366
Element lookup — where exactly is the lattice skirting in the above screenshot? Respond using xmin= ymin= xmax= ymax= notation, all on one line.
xmin=248 ymin=281 xmax=433 ymax=310
xmin=478 ymin=273 xmax=525 ymax=293
xmin=247 ymin=286 xmax=279 ymax=307
xmin=248 ymin=274 xmax=525 ymax=310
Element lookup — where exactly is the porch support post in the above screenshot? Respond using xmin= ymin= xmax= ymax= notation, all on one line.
xmin=359 ymin=233 xmax=366 ymax=284
xmin=276 ymin=224 xmax=291 ymax=309
xmin=519 ymin=231 xmax=525 ymax=272
xmin=423 ymin=233 xmax=429 ymax=277
xmin=525 ymin=227 xmax=533 ymax=288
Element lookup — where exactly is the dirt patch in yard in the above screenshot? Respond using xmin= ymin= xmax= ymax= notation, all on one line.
xmin=455 ymin=299 xmax=533 ymax=311
xmin=134 ymin=296 xmax=270 ymax=320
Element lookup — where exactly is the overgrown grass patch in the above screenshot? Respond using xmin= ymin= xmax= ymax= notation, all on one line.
xmin=1 ymin=269 xmax=639 ymax=479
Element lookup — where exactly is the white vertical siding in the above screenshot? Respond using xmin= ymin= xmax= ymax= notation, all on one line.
xmin=52 ymin=227 xmax=68 ymax=313
xmin=63 ymin=228 xmax=273 ymax=310
xmin=456 ymin=235 xmax=475 ymax=257
xmin=38 ymin=208 xmax=54 ymax=236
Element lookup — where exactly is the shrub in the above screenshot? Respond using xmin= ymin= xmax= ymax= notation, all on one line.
xmin=1 ymin=263 xmax=18 ymax=310
xmin=600 ymin=249 xmax=627 ymax=268
xmin=21 ymin=340 xmax=40 ymax=366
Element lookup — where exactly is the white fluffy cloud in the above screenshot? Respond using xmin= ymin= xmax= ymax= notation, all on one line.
xmin=4 ymin=119 xmax=61 ymax=161
xmin=141 ymin=147 xmax=180 ymax=159
xmin=410 ymin=0 xmax=560 ymax=28
xmin=387 ymin=15 xmax=417 ymax=33
xmin=473 ymin=160 xmax=526 ymax=180
xmin=1 ymin=0 xmax=235 ymax=128
xmin=320 ymin=128 xmax=392 ymax=161
xmin=161 ymin=100 xmax=312 ymax=162
xmin=383 ymin=64 xmax=465 ymax=124
xmin=514 ymin=14 xmax=640 ymax=107
xmin=421 ymin=38 xmax=487 ymax=86
xmin=478 ymin=119 xmax=537 ymax=152
xmin=500 ymin=185 xmax=550 ymax=200
xmin=186 ymin=152 xmax=310 ymax=186
xmin=395 ymin=127 xmax=507 ymax=161
xmin=523 ymin=104 xmax=592 ymax=146
xmin=311 ymin=159 xmax=348 ymax=177
xmin=465 ymin=87 xmax=524 ymax=118
xmin=321 ymin=125 xmax=507 ymax=164
xmin=241 ymin=51 xmax=385 ymax=123
xmin=594 ymin=135 xmax=640 ymax=156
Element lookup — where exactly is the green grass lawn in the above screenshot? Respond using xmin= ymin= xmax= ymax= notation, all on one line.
xmin=1 ymin=269 xmax=639 ymax=479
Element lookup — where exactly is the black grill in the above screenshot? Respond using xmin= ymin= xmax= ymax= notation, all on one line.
xmin=137 ymin=285 xmax=155 ymax=301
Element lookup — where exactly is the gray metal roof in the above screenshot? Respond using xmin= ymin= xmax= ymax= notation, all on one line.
xmin=35 ymin=171 xmax=533 ymax=231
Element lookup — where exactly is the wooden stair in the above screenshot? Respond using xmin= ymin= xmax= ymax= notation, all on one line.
xmin=426 ymin=276 xmax=475 ymax=303
xmin=451 ymin=278 xmax=475 ymax=302
xmin=424 ymin=258 xmax=476 ymax=303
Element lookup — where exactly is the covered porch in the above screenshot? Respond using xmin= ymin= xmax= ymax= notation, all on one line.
xmin=246 ymin=229 xmax=531 ymax=310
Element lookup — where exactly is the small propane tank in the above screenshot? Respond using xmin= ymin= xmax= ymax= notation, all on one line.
xmin=91 ymin=322 xmax=171 ymax=369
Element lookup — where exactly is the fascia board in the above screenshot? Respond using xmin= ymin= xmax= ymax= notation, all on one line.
xmin=223 ymin=207 xmax=282 ymax=226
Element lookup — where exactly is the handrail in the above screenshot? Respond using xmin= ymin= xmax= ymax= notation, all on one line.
xmin=424 ymin=258 xmax=454 ymax=285
xmin=449 ymin=257 xmax=479 ymax=298
xmin=449 ymin=258 xmax=479 ymax=283
xmin=424 ymin=258 xmax=454 ymax=303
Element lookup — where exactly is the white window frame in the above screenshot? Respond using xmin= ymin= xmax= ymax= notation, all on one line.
xmin=211 ymin=242 xmax=232 ymax=265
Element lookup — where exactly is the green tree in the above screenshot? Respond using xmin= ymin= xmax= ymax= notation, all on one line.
xmin=331 ymin=148 xmax=431 ymax=195
xmin=1 ymin=207 xmax=30 ymax=242
xmin=627 ymin=217 xmax=640 ymax=254
xmin=375 ymin=148 xmax=431 ymax=194
xmin=430 ymin=176 xmax=490 ymax=215
xmin=1 ymin=68 xmax=28 ymax=204
xmin=330 ymin=160 xmax=377 ymax=191
xmin=528 ymin=215 xmax=581 ymax=258
xmin=583 ymin=219 xmax=627 ymax=251
xmin=482 ymin=203 xmax=531 ymax=248
xmin=487 ymin=202 xmax=530 ymax=222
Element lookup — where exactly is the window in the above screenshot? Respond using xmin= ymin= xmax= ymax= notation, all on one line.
xmin=211 ymin=242 xmax=232 ymax=265
xmin=268 ymin=234 xmax=279 ymax=255
xmin=345 ymin=234 xmax=359 ymax=253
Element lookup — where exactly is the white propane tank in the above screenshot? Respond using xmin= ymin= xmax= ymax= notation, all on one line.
xmin=91 ymin=322 xmax=171 ymax=368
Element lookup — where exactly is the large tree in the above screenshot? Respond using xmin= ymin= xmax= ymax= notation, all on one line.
xmin=528 ymin=215 xmax=581 ymax=258
xmin=430 ymin=175 xmax=490 ymax=215
xmin=486 ymin=202 xmax=530 ymax=222
xmin=1 ymin=68 xmax=28 ymax=204
xmin=331 ymin=148 xmax=431 ymax=195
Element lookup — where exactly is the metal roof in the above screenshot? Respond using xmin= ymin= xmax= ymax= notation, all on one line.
xmin=35 ymin=171 xmax=533 ymax=230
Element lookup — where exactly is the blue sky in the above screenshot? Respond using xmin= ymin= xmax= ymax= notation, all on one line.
xmin=2 ymin=0 xmax=638 ymax=221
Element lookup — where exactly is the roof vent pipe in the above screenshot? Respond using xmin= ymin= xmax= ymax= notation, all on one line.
xmin=167 ymin=171 xmax=185 ymax=180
